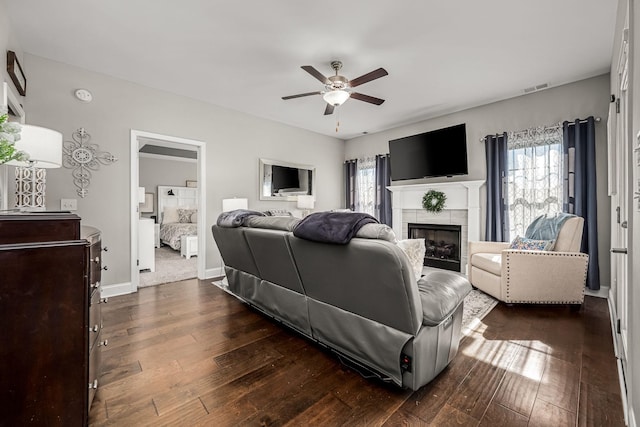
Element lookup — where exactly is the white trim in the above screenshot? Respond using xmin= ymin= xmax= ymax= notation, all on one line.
xmin=205 ymin=267 xmax=225 ymax=279
xmin=630 ymin=407 xmax=637 ymax=427
xmin=101 ymin=282 xmax=132 ymax=298
xmin=130 ymin=129 xmax=207 ymax=295
xmin=139 ymin=152 xmax=197 ymax=163
xmin=387 ymin=180 xmax=485 ymax=241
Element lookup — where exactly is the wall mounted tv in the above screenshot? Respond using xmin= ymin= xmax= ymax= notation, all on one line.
xmin=388 ymin=123 xmax=468 ymax=181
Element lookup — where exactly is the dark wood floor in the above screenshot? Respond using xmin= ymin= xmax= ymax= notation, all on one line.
xmin=89 ymin=279 xmax=625 ymax=426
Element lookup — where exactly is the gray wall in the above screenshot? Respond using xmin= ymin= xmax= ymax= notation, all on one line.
xmin=19 ymin=54 xmax=344 ymax=285
xmin=139 ymin=156 xmax=197 ymax=217
xmin=0 ymin=1 xmax=22 ymax=94
xmin=345 ymin=74 xmax=611 ymax=288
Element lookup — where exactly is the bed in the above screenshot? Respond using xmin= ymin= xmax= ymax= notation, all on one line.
xmin=158 ymin=185 xmax=198 ymax=252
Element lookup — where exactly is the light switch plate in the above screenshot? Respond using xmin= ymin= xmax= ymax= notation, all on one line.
xmin=61 ymin=198 xmax=77 ymax=211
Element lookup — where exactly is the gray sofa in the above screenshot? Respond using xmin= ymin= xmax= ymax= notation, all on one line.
xmin=212 ymin=216 xmax=471 ymax=390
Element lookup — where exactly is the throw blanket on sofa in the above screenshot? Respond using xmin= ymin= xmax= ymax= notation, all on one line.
xmin=293 ymin=211 xmax=378 ymax=244
xmin=217 ymin=209 xmax=265 ymax=227
xmin=525 ymin=212 xmax=576 ymax=241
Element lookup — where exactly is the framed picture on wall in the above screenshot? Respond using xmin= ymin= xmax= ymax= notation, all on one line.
xmin=186 ymin=180 xmax=197 ymax=188
xmin=6 ymin=51 xmax=26 ymax=96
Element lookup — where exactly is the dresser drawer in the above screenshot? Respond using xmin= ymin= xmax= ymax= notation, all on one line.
xmin=88 ymin=338 xmax=101 ymax=411
xmin=89 ymin=290 xmax=102 ymax=351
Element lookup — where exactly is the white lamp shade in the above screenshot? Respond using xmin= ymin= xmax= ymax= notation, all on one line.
xmin=138 ymin=187 xmax=146 ymax=203
xmin=323 ymin=90 xmax=350 ymax=106
xmin=7 ymin=124 xmax=63 ymax=168
xmin=222 ymin=198 xmax=248 ymax=212
xmin=297 ymin=195 xmax=315 ymax=210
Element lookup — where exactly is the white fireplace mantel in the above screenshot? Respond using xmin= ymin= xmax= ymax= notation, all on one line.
xmin=387 ymin=180 xmax=485 ymax=243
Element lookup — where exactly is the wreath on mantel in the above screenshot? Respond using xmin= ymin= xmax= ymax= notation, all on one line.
xmin=422 ymin=190 xmax=447 ymax=213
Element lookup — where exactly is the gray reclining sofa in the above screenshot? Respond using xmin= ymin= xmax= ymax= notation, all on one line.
xmin=212 ymin=216 xmax=471 ymax=390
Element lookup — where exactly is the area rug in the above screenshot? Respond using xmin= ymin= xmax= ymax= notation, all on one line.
xmin=461 ymin=289 xmax=499 ymax=335
xmin=139 ymin=246 xmax=197 ymax=287
xmin=212 ymin=279 xmax=497 ymax=334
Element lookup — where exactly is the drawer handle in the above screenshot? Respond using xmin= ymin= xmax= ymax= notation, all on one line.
xmin=90 ymin=324 xmax=99 ymax=333
xmin=92 ymin=256 xmax=100 ymax=263
xmin=102 ymin=246 xmax=108 ymax=252
xmin=99 ymin=339 xmax=108 ymax=347
xmin=89 ymin=379 xmax=98 ymax=390
xmin=92 ymin=281 xmax=101 ymax=290
xmin=100 ymin=297 xmax=109 ymax=304
xmin=102 ymin=265 xmax=108 ymax=271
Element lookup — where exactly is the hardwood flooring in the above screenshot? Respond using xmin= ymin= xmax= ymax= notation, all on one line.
xmin=89 ymin=279 xmax=625 ymax=426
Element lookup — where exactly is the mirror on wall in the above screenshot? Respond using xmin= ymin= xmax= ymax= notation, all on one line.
xmin=259 ymin=158 xmax=315 ymax=201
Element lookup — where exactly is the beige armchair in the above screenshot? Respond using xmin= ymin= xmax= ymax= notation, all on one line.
xmin=468 ymin=216 xmax=589 ymax=305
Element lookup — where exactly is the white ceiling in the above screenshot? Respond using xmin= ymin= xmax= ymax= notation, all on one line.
xmin=5 ymin=1 xmax=618 ymax=140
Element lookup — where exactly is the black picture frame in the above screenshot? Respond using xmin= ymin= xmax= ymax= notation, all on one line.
xmin=6 ymin=51 xmax=26 ymax=96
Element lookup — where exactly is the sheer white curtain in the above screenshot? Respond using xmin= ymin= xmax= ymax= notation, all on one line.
xmin=506 ymin=126 xmax=563 ymax=238
xmin=355 ymin=156 xmax=376 ymax=216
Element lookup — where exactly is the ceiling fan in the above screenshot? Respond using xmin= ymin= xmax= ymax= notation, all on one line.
xmin=282 ymin=61 xmax=388 ymax=115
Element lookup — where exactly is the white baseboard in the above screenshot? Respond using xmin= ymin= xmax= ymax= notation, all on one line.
xmin=584 ymin=285 xmax=610 ymax=298
xmin=101 ymin=282 xmax=133 ymax=298
xmin=205 ymin=267 xmax=224 ymax=279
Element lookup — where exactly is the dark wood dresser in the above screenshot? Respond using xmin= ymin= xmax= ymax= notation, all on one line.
xmin=0 ymin=212 xmax=104 ymax=426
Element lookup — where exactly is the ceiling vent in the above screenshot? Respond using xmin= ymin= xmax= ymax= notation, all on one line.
xmin=523 ymin=83 xmax=549 ymax=94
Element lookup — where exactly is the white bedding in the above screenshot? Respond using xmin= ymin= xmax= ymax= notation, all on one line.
xmin=160 ymin=222 xmax=197 ymax=250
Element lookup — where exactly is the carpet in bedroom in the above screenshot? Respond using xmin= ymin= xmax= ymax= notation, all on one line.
xmin=139 ymin=246 xmax=197 ymax=287
xmin=211 ymin=278 xmax=498 ymax=335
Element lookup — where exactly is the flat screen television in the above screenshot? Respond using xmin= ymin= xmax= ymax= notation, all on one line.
xmin=272 ymin=165 xmax=300 ymax=192
xmin=388 ymin=123 xmax=468 ymax=181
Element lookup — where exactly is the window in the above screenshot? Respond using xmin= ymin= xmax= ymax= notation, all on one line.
xmin=506 ymin=127 xmax=563 ymax=238
xmin=356 ymin=157 xmax=376 ymax=216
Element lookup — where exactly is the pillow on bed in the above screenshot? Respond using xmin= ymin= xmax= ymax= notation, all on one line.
xmin=162 ymin=206 xmax=179 ymax=224
xmin=178 ymin=208 xmax=197 ymax=223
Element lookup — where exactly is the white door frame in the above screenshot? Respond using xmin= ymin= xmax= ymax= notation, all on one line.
xmin=129 ymin=129 xmax=207 ymax=293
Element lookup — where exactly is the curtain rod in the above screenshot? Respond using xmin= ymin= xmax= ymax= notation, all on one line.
xmin=479 ymin=116 xmax=601 ymax=142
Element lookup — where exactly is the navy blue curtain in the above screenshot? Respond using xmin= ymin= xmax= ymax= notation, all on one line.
xmin=375 ymin=154 xmax=392 ymax=226
xmin=344 ymin=159 xmax=357 ymax=211
xmin=485 ymin=133 xmax=509 ymax=242
xmin=563 ymin=117 xmax=600 ymax=290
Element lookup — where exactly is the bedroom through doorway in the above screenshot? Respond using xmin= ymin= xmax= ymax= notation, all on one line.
xmin=130 ymin=130 xmax=207 ymax=293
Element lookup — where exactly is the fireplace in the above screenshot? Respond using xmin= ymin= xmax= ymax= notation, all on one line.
xmin=408 ymin=223 xmax=461 ymax=272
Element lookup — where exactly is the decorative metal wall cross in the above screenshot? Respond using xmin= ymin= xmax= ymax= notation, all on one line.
xmin=62 ymin=128 xmax=118 ymax=198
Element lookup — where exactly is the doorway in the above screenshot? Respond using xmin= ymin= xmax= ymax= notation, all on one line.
xmin=129 ymin=130 xmax=206 ymax=293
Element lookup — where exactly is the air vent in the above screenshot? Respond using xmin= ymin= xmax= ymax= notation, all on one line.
xmin=523 ymin=83 xmax=549 ymax=94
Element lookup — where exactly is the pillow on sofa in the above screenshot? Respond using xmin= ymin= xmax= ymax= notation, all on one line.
xmin=397 ymin=239 xmax=426 ymax=281
xmin=508 ymin=235 xmax=555 ymax=251
xmin=355 ymin=223 xmax=397 ymax=243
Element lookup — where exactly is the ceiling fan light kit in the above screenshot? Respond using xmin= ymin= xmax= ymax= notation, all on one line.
xmin=323 ymin=90 xmax=350 ymax=106
xmin=282 ymin=60 xmax=388 ymax=116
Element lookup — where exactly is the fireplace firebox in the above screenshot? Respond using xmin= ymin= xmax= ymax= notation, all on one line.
xmin=408 ymin=223 xmax=461 ymax=272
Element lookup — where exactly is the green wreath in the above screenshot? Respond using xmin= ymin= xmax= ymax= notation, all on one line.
xmin=422 ymin=190 xmax=446 ymax=213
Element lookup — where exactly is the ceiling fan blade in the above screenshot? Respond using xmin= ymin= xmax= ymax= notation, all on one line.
xmin=324 ymin=104 xmax=335 ymax=115
xmin=350 ymin=92 xmax=385 ymax=105
xmin=349 ymin=68 xmax=388 ymax=88
xmin=301 ymin=66 xmax=330 ymax=84
xmin=282 ymin=91 xmax=322 ymax=100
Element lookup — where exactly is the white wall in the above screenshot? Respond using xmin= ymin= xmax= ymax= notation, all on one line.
xmin=345 ymin=75 xmax=611 ymax=288
xmin=622 ymin=0 xmax=639 ymax=424
xmin=19 ymin=54 xmax=344 ymax=286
